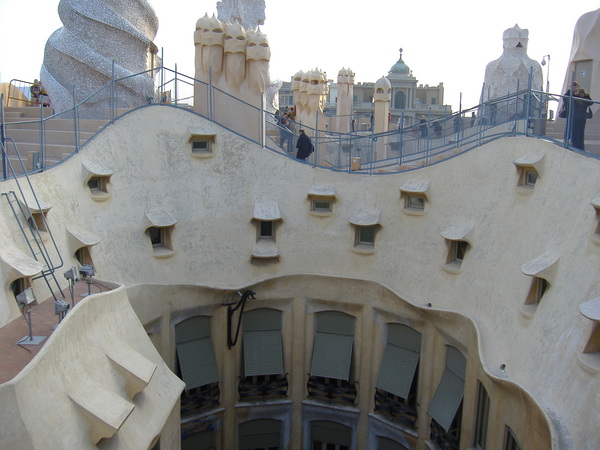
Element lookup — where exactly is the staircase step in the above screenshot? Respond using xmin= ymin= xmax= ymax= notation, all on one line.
xmin=4 ymin=106 xmax=54 ymax=119
xmin=5 ymin=128 xmax=95 ymax=146
xmin=4 ymin=118 xmax=108 ymax=133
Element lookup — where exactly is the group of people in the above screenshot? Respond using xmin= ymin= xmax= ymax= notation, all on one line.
xmin=275 ymin=106 xmax=295 ymax=153
xmin=275 ymin=106 xmax=313 ymax=162
xmin=560 ymin=81 xmax=593 ymax=151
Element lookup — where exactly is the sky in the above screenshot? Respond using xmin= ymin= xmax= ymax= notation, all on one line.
xmin=0 ymin=0 xmax=598 ymax=110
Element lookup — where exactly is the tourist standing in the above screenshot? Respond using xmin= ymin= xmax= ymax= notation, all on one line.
xmin=295 ymin=129 xmax=313 ymax=162
xmin=560 ymin=82 xmax=593 ymax=151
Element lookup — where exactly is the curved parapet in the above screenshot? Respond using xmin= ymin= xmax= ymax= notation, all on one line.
xmin=41 ymin=0 xmax=159 ymax=118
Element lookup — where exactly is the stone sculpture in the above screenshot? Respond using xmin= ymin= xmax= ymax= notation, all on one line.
xmin=41 ymin=0 xmax=159 ymax=118
xmin=216 ymin=0 xmax=280 ymax=112
xmin=483 ymin=25 xmax=542 ymax=100
xmin=194 ymin=14 xmax=271 ymax=141
xmin=292 ymin=68 xmax=328 ymax=133
xmin=291 ymin=71 xmax=306 ymax=122
xmin=334 ymin=68 xmax=355 ymax=134
xmin=217 ymin=0 xmax=266 ymax=31
xmin=373 ymin=76 xmax=391 ymax=159
xmin=482 ymin=24 xmax=543 ymax=123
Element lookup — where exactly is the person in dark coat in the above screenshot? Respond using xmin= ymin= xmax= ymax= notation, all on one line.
xmin=560 ymin=82 xmax=593 ymax=151
xmin=295 ymin=129 xmax=313 ymax=162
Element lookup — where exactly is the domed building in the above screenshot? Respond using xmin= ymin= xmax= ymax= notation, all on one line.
xmin=387 ymin=48 xmax=416 ymax=110
xmin=283 ymin=48 xmax=451 ymax=132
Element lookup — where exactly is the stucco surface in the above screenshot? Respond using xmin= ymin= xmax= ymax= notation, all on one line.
xmin=0 ymin=285 xmax=184 ymax=449
xmin=1 ymin=106 xmax=600 ymax=447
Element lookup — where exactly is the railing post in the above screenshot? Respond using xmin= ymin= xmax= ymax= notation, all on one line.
xmin=209 ymin=67 xmax=214 ymax=121
xmin=39 ymin=96 xmax=45 ymax=172
xmin=369 ymin=117 xmax=374 ymax=174
xmin=160 ymin=47 xmax=164 ymax=104
xmin=398 ymin=111 xmax=404 ymax=166
xmin=174 ymin=63 xmax=178 ymax=107
xmin=513 ymin=80 xmax=520 ymax=132
xmin=565 ymin=71 xmax=576 ymax=147
xmin=72 ymin=84 xmax=79 ymax=153
xmin=425 ymin=107 xmax=432 ymax=166
xmin=1 ymin=93 xmax=6 ymax=179
xmin=260 ymin=92 xmax=265 ymax=148
xmin=337 ymin=133 xmax=342 ymax=169
xmin=525 ymin=68 xmax=533 ymax=137
xmin=314 ymin=111 xmax=319 ymax=167
xmin=456 ymin=93 xmax=463 ymax=148
xmin=111 ymin=60 xmax=115 ymax=123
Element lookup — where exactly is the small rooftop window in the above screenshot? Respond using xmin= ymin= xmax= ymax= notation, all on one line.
xmin=520 ymin=250 xmax=559 ymax=318
xmin=188 ymin=129 xmax=216 ymax=158
xmin=400 ymin=180 xmax=429 ymax=215
xmin=514 ymin=153 xmax=543 ymax=191
xmin=308 ymin=185 xmax=336 ymax=216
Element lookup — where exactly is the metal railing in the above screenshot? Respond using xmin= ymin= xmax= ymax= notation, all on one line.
xmin=1 ymin=65 xmax=598 ymax=181
xmin=0 ymin=106 xmax=65 ymax=302
xmin=5 ymin=79 xmax=37 ymax=107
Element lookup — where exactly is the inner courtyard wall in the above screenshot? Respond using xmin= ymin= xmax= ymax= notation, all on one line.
xmin=1 ymin=106 xmax=599 ymax=447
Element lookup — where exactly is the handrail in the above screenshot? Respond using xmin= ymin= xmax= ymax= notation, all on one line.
xmin=5 ymin=79 xmax=36 ymax=107
xmin=1 ymin=137 xmax=64 ymax=264
xmin=1 ymin=65 xmax=598 ymax=181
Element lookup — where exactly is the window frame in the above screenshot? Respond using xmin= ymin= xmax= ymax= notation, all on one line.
xmin=75 ymin=246 xmax=93 ymax=266
xmin=148 ymin=226 xmax=164 ymax=248
xmin=444 ymin=239 xmax=469 ymax=272
xmin=504 ymin=426 xmax=521 ymax=450
xmin=356 ymin=224 xmax=376 ymax=246
xmin=175 ymin=316 xmax=219 ymax=392
xmin=191 ymin=138 xmax=211 ymax=154
xmin=473 ymin=381 xmax=490 ymax=449
xmin=86 ymin=175 xmax=111 ymax=200
xmin=310 ymin=311 xmax=356 ymax=381
xmin=27 ymin=211 xmax=48 ymax=233
xmin=189 ymin=133 xmax=216 ymax=158
xmin=405 ymin=194 xmax=425 ymax=211
xmin=526 ymin=276 xmax=549 ymax=305
xmin=242 ymin=308 xmax=284 ymax=378
xmin=452 ymin=240 xmax=468 ymax=263
xmin=311 ymin=198 xmax=333 ymax=213
xmin=259 ymin=220 xmax=275 ymax=240
xmin=308 ymin=186 xmax=336 ymax=216
xmin=146 ymin=225 xmax=175 ymax=257
xmin=400 ymin=180 xmax=429 ymax=216
xmin=310 ymin=420 xmax=352 ymax=450
xmin=514 ymin=154 xmax=543 ymax=191
xmin=87 ymin=175 xmax=109 ymax=193
xmin=523 ymin=169 xmax=538 ymax=187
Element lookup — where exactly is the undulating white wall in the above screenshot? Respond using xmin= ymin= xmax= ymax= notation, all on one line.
xmin=0 ymin=106 xmax=599 ymax=447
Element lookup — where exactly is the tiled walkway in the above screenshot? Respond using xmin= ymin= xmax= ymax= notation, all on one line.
xmin=0 ymin=280 xmax=96 ymax=384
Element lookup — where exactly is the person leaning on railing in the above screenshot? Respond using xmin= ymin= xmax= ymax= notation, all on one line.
xmin=560 ymin=81 xmax=593 ymax=151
